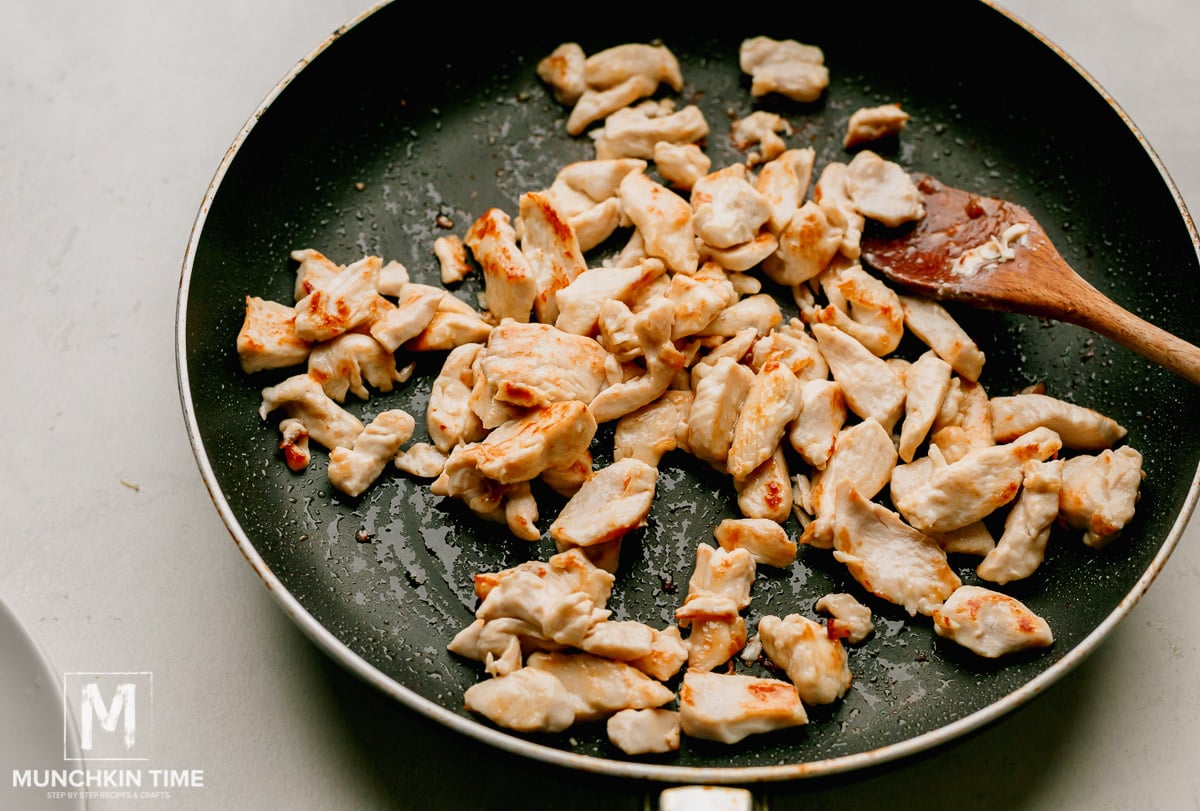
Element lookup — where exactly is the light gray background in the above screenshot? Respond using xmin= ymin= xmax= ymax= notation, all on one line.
xmin=2 ymin=1 xmax=1198 ymax=809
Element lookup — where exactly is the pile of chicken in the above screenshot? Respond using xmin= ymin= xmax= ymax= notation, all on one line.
xmin=236 ymin=36 xmax=1145 ymax=755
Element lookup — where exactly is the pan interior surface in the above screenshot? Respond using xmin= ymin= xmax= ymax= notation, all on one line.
xmin=179 ymin=1 xmax=1200 ymax=782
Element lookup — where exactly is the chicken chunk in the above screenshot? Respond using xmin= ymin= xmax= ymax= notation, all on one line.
xmin=714 ymin=517 xmax=797 ymax=568
xmin=844 ymin=150 xmax=925 ymax=227
xmin=554 ymin=257 xmax=668 ymax=336
xmin=729 ymin=110 xmax=793 ymax=166
xmin=537 ymin=42 xmax=587 ymax=106
xmin=567 ymin=73 xmax=660 ymax=137
xmin=368 ymin=282 xmax=445 ymax=352
xmin=477 ymin=321 xmax=609 ymax=409
xmin=734 ymin=446 xmax=794 ymax=523
xmin=549 ymin=457 xmax=658 ymax=550
xmin=290 ymin=247 xmax=340 ymax=301
xmin=433 ymin=234 xmax=472 ymax=285
xmin=811 ymin=322 xmax=906 ymax=433
xmin=277 ymin=418 xmax=311 ymax=472
xmin=588 ymin=296 xmax=688 ymax=423
xmin=760 ymin=201 xmax=843 ymax=286
xmin=756 ymin=147 xmax=816 ymax=234
xmin=613 ymin=389 xmax=693 ymax=466
xmin=898 ymin=294 xmax=986 ymax=381
xmin=898 ymin=351 xmax=954 ymax=463
xmin=1059 ymin=446 xmax=1144 ymax=548
xmin=426 ymin=342 xmax=486 ymax=453
xmin=976 ymin=459 xmax=1064 ymax=584
xmin=989 ymin=393 xmax=1127 ymax=450
xmin=526 ymin=651 xmax=675 ymax=722
xmin=518 ymin=190 xmax=587 ymax=325
xmin=692 ymin=164 xmax=774 ymax=250
xmin=463 ymin=667 xmax=577 ymax=734
xmin=627 ymin=625 xmax=689 ymax=682
xmin=464 ymin=208 xmax=538 ymax=323
xmin=618 ymin=170 xmax=700 ymax=275
xmin=393 ymin=441 xmax=448 ymax=479
xmin=678 ymin=670 xmax=807 ymax=745
xmin=591 ymin=103 xmax=710 ymax=161
xmin=757 ymin=613 xmax=852 ymax=705
xmin=327 ymin=409 xmax=415 ymax=497
xmin=293 ymin=255 xmax=382 ymax=343
xmin=653 ymin=141 xmax=711 ymax=191
xmin=726 ymin=360 xmax=804 ymax=480
xmin=815 ymin=593 xmax=874 ymax=644
xmin=812 ymin=162 xmax=866 ymax=260
xmin=738 ymin=36 xmax=829 ymax=103
xmin=237 ymin=296 xmax=312 ymax=373
xmin=787 ymin=378 xmax=847 ymax=469
xmin=843 ymin=103 xmax=910 ymax=149
xmin=688 ymin=355 xmax=756 ymax=468
xmin=447 ymin=399 xmax=599 ymax=485
xmin=932 ymin=585 xmax=1054 ymax=658
xmin=307 ymin=332 xmax=412 ymax=402
xmin=607 ymin=708 xmax=681 ymax=755
xmin=831 ymin=484 xmax=962 ymax=617
xmin=259 ymin=373 xmax=364 ymax=450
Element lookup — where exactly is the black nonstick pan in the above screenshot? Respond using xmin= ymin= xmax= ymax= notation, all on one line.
xmin=177 ymin=0 xmax=1200 ymax=786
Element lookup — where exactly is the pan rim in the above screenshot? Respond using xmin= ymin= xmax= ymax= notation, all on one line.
xmin=174 ymin=0 xmax=1200 ymax=784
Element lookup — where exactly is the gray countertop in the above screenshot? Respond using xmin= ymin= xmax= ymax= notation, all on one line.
xmin=2 ymin=1 xmax=1198 ymax=809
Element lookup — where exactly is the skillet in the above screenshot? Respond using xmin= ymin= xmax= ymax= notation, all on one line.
xmin=176 ymin=0 xmax=1200 ymax=785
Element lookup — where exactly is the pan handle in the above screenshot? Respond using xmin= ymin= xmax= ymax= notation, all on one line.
xmin=656 ymin=786 xmax=760 ymax=810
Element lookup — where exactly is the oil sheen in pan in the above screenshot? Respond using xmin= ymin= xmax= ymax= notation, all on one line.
xmin=178 ymin=2 xmax=1200 ymax=782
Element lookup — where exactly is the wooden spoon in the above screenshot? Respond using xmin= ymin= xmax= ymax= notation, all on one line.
xmin=859 ymin=173 xmax=1200 ymax=385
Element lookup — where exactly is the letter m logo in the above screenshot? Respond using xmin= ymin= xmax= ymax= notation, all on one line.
xmin=64 ymin=672 xmax=152 ymax=761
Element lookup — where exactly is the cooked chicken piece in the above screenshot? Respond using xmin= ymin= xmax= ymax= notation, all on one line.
xmin=607 ymin=708 xmax=681 ymax=755
xmin=548 ymin=158 xmax=648 ymax=214
xmin=977 ymin=458 xmax=1064 ymax=584
xmin=677 ymin=598 xmax=747 ymax=673
xmin=989 ymin=393 xmax=1127 ymax=450
xmin=618 ymin=170 xmax=699 ymax=275
xmin=831 ymin=484 xmax=962 ymax=616
xmin=567 ymin=73 xmax=660 ymax=136
xmin=501 ymin=480 xmax=541 ymax=542
xmin=405 ymin=303 xmax=493 ymax=352
xmin=458 ymin=400 xmax=599 ymax=485
xmin=700 ymin=230 xmax=779 ymax=273
xmin=697 ymin=293 xmax=783 ymax=338
xmin=549 ymin=457 xmax=658 ymax=549
xmin=585 ymin=42 xmax=683 ymax=93
xmin=738 ymin=35 xmax=829 ymax=103
xmin=613 ymin=389 xmax=693 ymax=466
xmin=892 ymin=426 xmax=1063 ymax=534
xmin=589 ymin=297 xmax=688 ymax=423
xmin=431 ymin=234 xmax=472 ymax=286
xmin=463 ymin=667 xmax=577 ymax=734
xmin=748 ymin=327 xmax=815 ymax=380
xmin=734 ymin=446 xmax=794 ymax=523
xmin=555 ymin=257 xmax=667 ymax=336
xmin=843 ymin=150 xmax=925 ymax=227
xmin=815 ymin=593 xmax=874 ymax=644
xmin=1059 ymin=446 xmax=1144 ymax=548
xmin=811 ymin=322 xmax=906 ymax=433
xmin=528 ymin=651 xmax=675 ymax=723
xmin=592 ymin=104 xmax=710 ymax=161
xmin=932 ymin=585 xmax=1054 ymax=658
xmin=800 ymin=417 xmax=898 ymax=549
xmin=327 ymin=409 xmax=415 ymax=497
xmin=730 ymin=110 xmax=793 ymax=166
xmin=477 ymin=321 xmax=609 ymax=409
xmin=810 ymin=265 xmax=905 ymax=357
xmin=688 ymin=355 xmax=756 ymax=468
xmin=393 ymin=441 xmax=448 ymax=479
xmin=898 ymin=351 xmax=954 ymax=463
xmin=517 ymin=191 xmax=587 ymax=325
xmin=691 ymin=164 xmax=773 ymax=250
xmin=464 ymin=208 xmax=538 ymax=323
xmin=929 ymin=521 xmax=997 ymax=557
xmin=685 ymin=543 xmax=756 ymax=612
xmin=760 ymin=201 xmax=844 ymax=286
xmin=376 ymin=259 xmax=410 ymax=297
xmin=843 ymin=103 xmax=910 ymax=149
xmin=307 ymin=332 xmax=412 ymax=402
xmin=678 ymin=670 xmax=807 ymax=744
xmin=788 ymin=379 xmax=846 ymax=470
xmin=758 ymin=613 xmax=852 ymax=705
xmin=426 ymin=342 xmax=486 ymax=453
xmin=930 ymin=377 xmax=994 ymax=460
xmin=474 ymin=549 xmax=613 ymax=648
xmin=259 ymin=373 xmax=364 ymax=450
xmin=237 ymin=296 xmax=312 ymax=373
xmin=277 ymin=418 xmax=311 ymax=472
xmin=898 ymin=294 xmax=986 ymax=381
xmin=290 ymin=248 xmax=341 ymax=301
xmin=627 ymin=625 xmax=689 ymax=682
xmin=653 ymin=141 xmax=711 ymax=191
xmin=293 ymin=255 xmax=382 ymax=342
xmin=756 ymin=147 xmax=816 ymax=234
xmin=714 ymin=517 xmax=797 ymax=568
xmin=539 ymin=450 xmax=593 ymax=498
xmin=727 ymin=360 xmax=804 ymax=480
xmin=664 ymin=266 xmax=738 ymax=339
xmin=537 ymin=42 xmax=587 ymax=106
xmin=693 ymin=328 xmax=758 ymax=376
xmin=812 ymin=162 xmax=865 ymax=260
xmin=579 ymin=619 xmax=656 ymax=661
